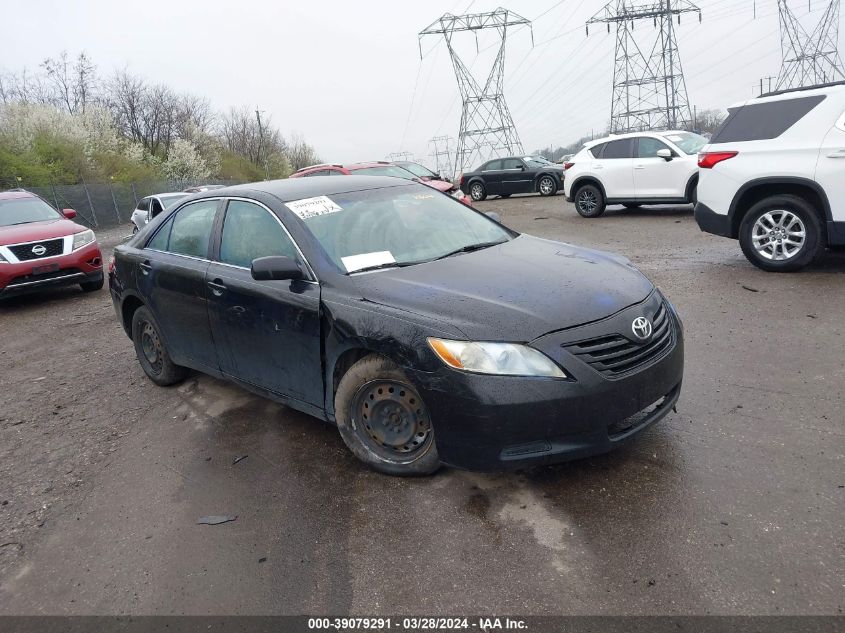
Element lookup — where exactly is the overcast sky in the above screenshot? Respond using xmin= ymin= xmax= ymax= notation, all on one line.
xmin=1 ymin=0 xmax=842 ymax=165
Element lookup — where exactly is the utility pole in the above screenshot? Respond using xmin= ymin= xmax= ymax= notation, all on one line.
xmin=776 ymin=0 xmax=844 ymax=89
xmin=255 ymin=108 xmax=269 ymax=179
xmin=419 ymin=9 xmax=532 ymax=174
xmin=587 ymin=0 xmax=701 ymax=133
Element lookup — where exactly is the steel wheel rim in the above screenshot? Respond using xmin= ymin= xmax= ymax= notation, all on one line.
xmin=578 ymin=189 xmax=597 ymax=213
xmin=471 ymin=184 xmax=483 ymax=200
xmin=351 ymin=379 xmax=432 ymax=461
xmin=140 ymin=321 xmax=163 ymax=374
xmin=751 ymin=210 xmax=806 ymax=261
xmin=540 ymin=177 xmax=554 ymax=195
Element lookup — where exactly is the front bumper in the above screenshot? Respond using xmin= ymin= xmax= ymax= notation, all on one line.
xmin=694 ymin=202 xmax=733 ymax=238
xmin=0 ymin=241 xmax=103 ymax=298
xmin=408 ymin=292 xmax=684 ymax=471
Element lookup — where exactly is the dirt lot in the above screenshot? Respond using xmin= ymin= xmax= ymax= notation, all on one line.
xmin=0 ymin=198 xmax=842 ymax=615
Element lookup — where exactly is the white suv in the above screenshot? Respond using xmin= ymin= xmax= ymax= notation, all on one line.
xmin=695 ymin=82 xmax=845 ymax=272
xmin=564 ymin=130 xmax=707 ymax=218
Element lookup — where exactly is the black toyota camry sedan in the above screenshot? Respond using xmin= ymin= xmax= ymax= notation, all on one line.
xmin=109 ymin=176 xmax=683 ymax=475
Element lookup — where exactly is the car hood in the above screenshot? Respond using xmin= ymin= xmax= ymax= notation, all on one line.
xmin=422 ymin=179 xmax=454 ymax=193
xmin=0 ymin=219 xmax=85 ymax=246
xmin=349 ymin=235 xmax=654 ymax=341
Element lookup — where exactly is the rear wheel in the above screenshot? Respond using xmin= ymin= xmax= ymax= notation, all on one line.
xmin=469 ymin=182 xmax=487 ymax=202
xmin=575 ymin=184 xmax=606 ymax=218
xmin=335 ymin=355 xmax=440 ymax=476
xmin=738 ymin=195 xmax=824 ymax=272
xmin=538 ymin=175 xmax=557 ymax=197
xmin=131 ymin=306 xmax=189 ymax=386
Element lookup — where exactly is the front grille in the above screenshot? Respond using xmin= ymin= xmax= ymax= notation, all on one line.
xmin=8 ymin=238 xmax=65 ymax=261
xmin=565 ymin=303 xmax=675 ymax=377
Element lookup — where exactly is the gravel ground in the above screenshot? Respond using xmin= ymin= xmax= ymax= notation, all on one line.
xmin=0 ymin=199 xmax=842 ymax=615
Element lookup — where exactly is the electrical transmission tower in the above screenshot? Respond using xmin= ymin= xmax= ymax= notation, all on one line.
xmin=429 ymin=135 xmax=456 ymax=178
xmin=386 ymin=151 xmax=415 ymax=162
xmin=419 ymin=9 xmax=532 ymax=174
xmin=587 ymin=1 xmax=701 ymax=133
xmin=776 ymin=0 xmax=844 ymax=90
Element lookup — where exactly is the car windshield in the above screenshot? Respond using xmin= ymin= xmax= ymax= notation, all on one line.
xmin=525 ymin=156 xmax=552 ymax=166
xmin=351 ymin=165 xmax=417 ymax=179
xmin=661 ymin=132 xmax=708 ymax=155
xmin=290 ymin=184 xmax=512 ymax=273
xmin=0 ymin=196 xmax=62 ymax=227
xmin=161 ymin=194 xmax=188 ymax=209
xmin=397 ymin=162 xmax=438 ymax=179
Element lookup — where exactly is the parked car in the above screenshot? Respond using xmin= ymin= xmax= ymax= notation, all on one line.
xmin=0 ymin=190 xmax=103 ymax=298
xmin=108 ymin=176 xmax=684 ymax=475
xmin=695 ymin=81 xmax=845 ymax=272
xmin=458 ymin=156 xmax=565 ymax=201
xmin=130 ymin=193 xmax=190 ymax=233
xmin=290 ymin=161 xmax=471 ymax=205
xmin=556 ymin=154 xmax=573 ymax=165
xmin=392 ymin=160 xmax=451 ymax=184
xmin=564 ymin=131 xmax=708 ymax=217
xmin=184 ymin=185 xmax=226 ymax=193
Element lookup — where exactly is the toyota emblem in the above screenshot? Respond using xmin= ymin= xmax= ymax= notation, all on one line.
xmin=31 ymin=244 xmax=47 ymax=256
xmin=631 ymin=316 xmax=653 ymax=340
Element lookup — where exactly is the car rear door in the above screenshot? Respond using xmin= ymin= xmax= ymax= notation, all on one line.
xmin=481 ymin=159 xmax=504 ymax=195
xmin=816 ymin=107 xmax=845 ymax=230
xmin=137 ymin=198 xmax=221 ymax=371
xmin=501 ymin=158 xmax=532 ymax=195
xmin=593 ymin=139 xmax=635 ymax=198
xmin=205 ymin=198 xmax=323 ymax=408
xmin=633 ymin=136 xmax=691 ymax=199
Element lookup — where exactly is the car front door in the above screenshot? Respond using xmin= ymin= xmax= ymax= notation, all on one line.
xmin=816 ymin=110 xmax=845 ymax=227
xmin=205 ymin=198 xmax=323 ymax=408
xmin=593 ymin=138 xmax=635 ymax=199
xmin=633 ymin=136 xmax=691 ymax=199
xmin=132 ymin=197 xmax=151 ymax=228
xmin=138 ymin=198 xmax=221 ymax=371
xmin=481 ymin=159 xmax=504 ymax=195
xmin=501 ymin=158 xmax=532 ymax=195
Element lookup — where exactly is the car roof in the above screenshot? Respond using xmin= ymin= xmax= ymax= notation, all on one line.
xmin=190 ymin=175 xmax=415 ymax=203
xmin=582 ymin=130 xmax=692 ymax=148
xmin=0 ymin=190 xmax=36 ymax=200
xmin=729 ymin=80 xmax=845 ymax=110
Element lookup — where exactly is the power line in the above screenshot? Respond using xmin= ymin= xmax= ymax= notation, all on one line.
xmin=776 ymin=0 xmax=844 ymax=88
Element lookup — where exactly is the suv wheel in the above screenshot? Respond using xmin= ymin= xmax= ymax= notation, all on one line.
xmin=575 ymin=184 xmax=606 ymax=218
xmin=469 ymin=182 xmax=487 ymax=202
xmin=538 ymin=176 xmax=557 ymax=197
xmin=131 ymin=306 xmax=189 ymax=386
xmin=739 ymin=195 xmax=824 ymax=272
xmin=335 ymin=354 xmax=440 ymax=476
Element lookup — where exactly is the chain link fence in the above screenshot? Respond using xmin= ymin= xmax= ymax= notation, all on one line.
xmin=0 ymin=179 xmax=243 ymax=229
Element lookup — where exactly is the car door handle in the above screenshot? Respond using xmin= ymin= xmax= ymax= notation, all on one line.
xmin=139 ymin=260 xmax=152 ymax=275
xmin=594 ymin=164 xmax=603 ymax=169
xmin=827 ymin=149 xmax=845 ymax=158
xmin=207 ymin=279 xmax=227 ymax=296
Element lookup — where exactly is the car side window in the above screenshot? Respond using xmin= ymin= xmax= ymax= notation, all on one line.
xmin=636 ymin=137 xmax=671 ymax=158
xmin=485 ymin=160 xmax=503 ymax=171
xmin=147 ymin=215 xmax=174 ymax=251
xmin=150 ymin=198 xmax=164 ymax=218
xmin=137 ymin=198 xmax=150 ymax=212
xmin=219 ymin=200 xmax=299 ymax=269
xmin=589 ymin=143 xmax=606 ymax=158
xmin=167 ymin=200 xmax=219 ymax=258
xmin=503 ymin=158 xmax=524 ymax=170
xmin=602 ymin=139 xmax=633 ymax=159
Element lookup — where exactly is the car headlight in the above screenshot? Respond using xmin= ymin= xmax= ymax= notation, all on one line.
xmin=427 ymin=337 xmax=567 ymax=378
xmin=72 ymin=229 xmax=96 ymax=250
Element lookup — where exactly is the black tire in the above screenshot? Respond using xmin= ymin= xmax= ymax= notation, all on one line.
xmin=689 ymin=183 xmax=698 ymax=206
xmin=79 ymin=276 xmax=104 ymax=292
xmin=469 ymin=181 xmax=487 ymax=202
xmin=538 ymin=175 xmax=557 ymax=197
xmin=574 ymin=184 xmax=606 ymax=218
xmin=335 ymin=354 xmax=440 ymax=476
xmin=738 ymin=195 xmax=824 ymax=272
xmin=131 ymin=306 xmax=189 ymax=386
xmin=622 ymin=203 xmax=640 ymax=210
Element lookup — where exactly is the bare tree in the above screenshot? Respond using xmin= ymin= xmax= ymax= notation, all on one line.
xmin=287 ymin=132 xmax=321 ymax=170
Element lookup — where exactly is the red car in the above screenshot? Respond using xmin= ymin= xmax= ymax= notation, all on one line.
xmin=0 ymin=190 xmax=104 ymax=299
xmin=290 ymin=161 xmax=472 ymax=205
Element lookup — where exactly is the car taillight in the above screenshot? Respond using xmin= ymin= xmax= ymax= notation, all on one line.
xmin=108 ymin=255 xmax=116 ymax=274
xmin=698 ymin=151 xmax=738 ymax=169
xmin=563 ymin=162 xmax=574 ymax=170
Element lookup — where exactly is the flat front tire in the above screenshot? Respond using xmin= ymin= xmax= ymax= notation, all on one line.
xmin=738 ymin=195 xmax=824 ymax=272
xmin=335 ymin=355 xmax=440 ymax=476
xmin=131 ymin=306 xmax=189 ymax=386
xmin=575 ymin=184 xmax=606 ymax=218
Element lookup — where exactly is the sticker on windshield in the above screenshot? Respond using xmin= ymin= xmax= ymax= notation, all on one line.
xmin=341 ymin=251 xmax=395 ymax=273
xmin=286 ymin=195 xmax=342 ymax=220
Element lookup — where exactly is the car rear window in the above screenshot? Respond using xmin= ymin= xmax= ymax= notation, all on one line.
xmin=711 ymin=95 xmax=826 ymax=143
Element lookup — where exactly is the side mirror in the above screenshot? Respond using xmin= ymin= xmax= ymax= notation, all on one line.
xmin=251 ymin=256 xmax=304 ymax=281
xmin=519 ymin=164 xmax=526 ymax=171
xmin=485 ymin=211 xmax=502 ymax=223
xmin=656 ymin=149 xmax=673 ymax=161
xmin=62 ymin=208 xmax=77 ymax=219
